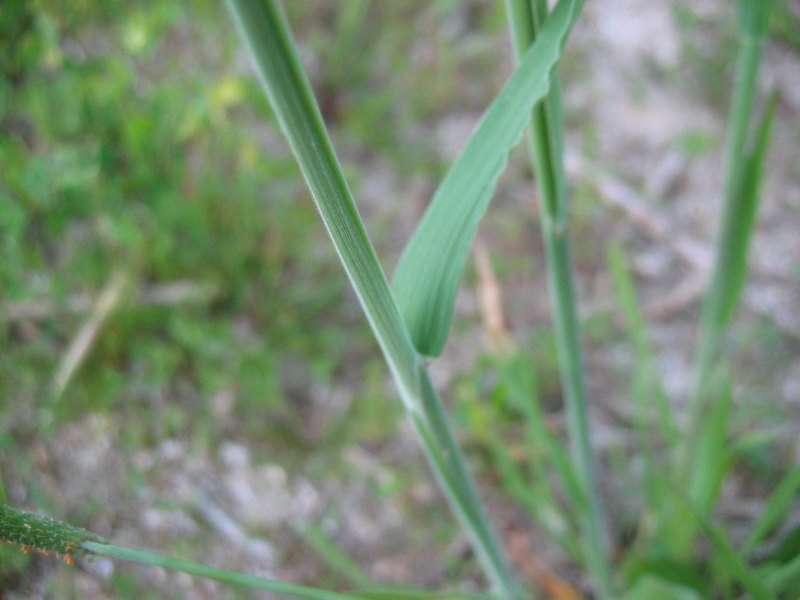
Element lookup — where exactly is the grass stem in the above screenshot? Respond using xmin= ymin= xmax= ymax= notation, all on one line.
xmin=504 ymin=0 xmax=612 ymax=597
xmin=674 ymin=0 xmax=775 ymax=558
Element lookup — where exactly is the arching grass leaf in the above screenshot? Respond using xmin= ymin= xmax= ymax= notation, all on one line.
xmin=392 ymin=0 xmax=583 ymax=357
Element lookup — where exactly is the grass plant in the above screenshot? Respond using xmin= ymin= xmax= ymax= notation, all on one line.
xmin=1 ymin=0 xmax=791 ymax=598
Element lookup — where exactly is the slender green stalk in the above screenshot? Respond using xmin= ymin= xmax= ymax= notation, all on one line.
xmin=691 ymin=0 xmax=772 ymax=417
xmin=676 ymin=1 xmax=775 ymax=551
xmin=87 ymin=541 xmax=494 ymax=600
xmin=504 ymin=0 xmax=612 ymax=596
xmin=224 ymin=1 xmax=519 ymax=596
xmin=84 ymin=542 xmax=354 ymax=600
xmin=85 ymin=540 xmax=494 ymax=600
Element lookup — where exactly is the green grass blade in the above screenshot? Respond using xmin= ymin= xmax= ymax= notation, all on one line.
xmin=482 ymin=399 xmax=580 ymax=559
xmin=762 ymin=553 xmax=800 ymax=595
xmin=607 ymin=241 xmax=678 ymax=447
xmin=353 ymin=589 xmax=493 ymax=600
xmin=669 ymin=372 xmax=734 ymax=555
xmin=715 ymin=93 xmax=778 ymax=329
xmin=84 ymin=542 xmax=354 ymax=600
xmin=499 ymin=354 xmax=583 ymax=523
xmin=607 ymin=242 xmax=676 ymax=517
xmin=301 ymin=524 xmax=373 ymax=588
xmin=392 ymin=0 xmax=583 ymax=357
xmin=225 ymin=0 xmax=418 ymax=407
xmin=623 ymin=576 xmax=701 ymax=600
xmin=738 ymin=0 xmax=776 ymax=39
xmin=224 ymin=1 xmax=520 ymax=595
xmin=503 ymin=0 xmax=611 ymax=596
xmin=679 ymin=0 xmax=777 ymax=556
xmin=691 ymin=0 xmax=776 ymax=417
xmin=743 ymin=466 xmax=800 ymax=555
xmin=666 ymin=495 xmax=774 ymax=600
xmin=688 ymin=377 xmax=733 ymax=517
xmin=88 ymin=540 xmax=489 ymax=600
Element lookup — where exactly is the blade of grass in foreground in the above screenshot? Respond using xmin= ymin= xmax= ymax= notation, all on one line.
xmin=224 ymin=0 xmax=520 ymax=596
xmin=504 ymin=0 xmax=611 ymax=597
xmin=392 ymin=0 xmax=583 ymax=357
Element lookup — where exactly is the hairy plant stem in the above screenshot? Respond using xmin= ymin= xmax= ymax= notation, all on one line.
xmin=504 ymin=0 xmax=612 ymax=597
xmin=225 ymin=0 xmax=520 ymax=596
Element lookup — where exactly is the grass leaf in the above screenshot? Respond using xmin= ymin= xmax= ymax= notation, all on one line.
xmin=623 ymin=576 xmax=701 ymax=600
xmin=744 ymin=465 xmax=800 ymax=555
xmin=667 ymin=492 xmax=774 ymax=600
xmin=392 ymin=0 xmax=583 ymax=357
xmin=301 ymin=524 xmax=373 ymax=588
xmin=761 ymin=553 xmax=800 ymax=595
xmin=715 ymin=93 xmax=778 ymax=329
xmin=84 ymin=541 xmax=354 ymax=600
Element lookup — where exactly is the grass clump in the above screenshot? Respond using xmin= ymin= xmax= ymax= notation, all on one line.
xmin=1 ymin=0 xmax=792 ymax=598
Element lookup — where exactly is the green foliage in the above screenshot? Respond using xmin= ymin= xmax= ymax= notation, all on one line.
xmin=744 ymin=466 xmax=800 ymax=555
xmin=623 ymin=576 xmax=700 ymax=600
xmin=0 ymin=0 xmax=346 ymax=440
xmin=392 ymin=0 xmax=583 ymax=357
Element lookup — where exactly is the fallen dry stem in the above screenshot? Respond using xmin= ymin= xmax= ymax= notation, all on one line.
xmin=4 ymin=280 xmax=219 ymax=322
xmin=51 ymin=271 xmax=129 ymax=399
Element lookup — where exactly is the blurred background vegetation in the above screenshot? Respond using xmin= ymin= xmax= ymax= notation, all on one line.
xmin=2 ymin=0 xmax=799 ymax=598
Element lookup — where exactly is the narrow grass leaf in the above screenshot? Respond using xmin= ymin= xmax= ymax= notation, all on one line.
xmin=483 ymin=403 xmax=580 ymax=559
xmin=691 ymin=0 xmax=776 ymax=395
xmin=84 ymin=541 xmax=353 ymax=600
xmin=353 ymin=589 xmax=493 ymax=600
xmin=623 ymin=576 xmax=701 ymax=600
xmin=607 ymin=241 xmax=677 ymax=444
xmin=761 ymin=553 xmax=800 ymax=595
xmin=622 ymin=558 xmax=707 ymax=596
xmin=689 ymin=377 xmax=733 ymax=516
xmin=715 ymin=93 xmax=777 ymax=329
xmin=671 ymin=374 xmax=734 ymax=553
xmin=392 ymin=0 xmax=583 ymax=357
xmin=301 ymin=524 xmax=373 ymax=588
xmin=744 ymin=465 xmax=800 ymax=555
xmin=737 ymin=0 xmax=776 ymax=38
xmin=499 ymin=353 xmax=583 ymax=518
xmin=668 ymin=493 xmax=774 ymax=600
xmin=681 ymin=1 xmax=776 ymax=557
